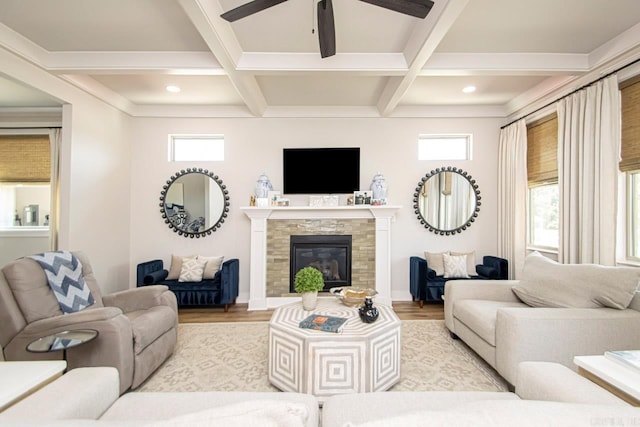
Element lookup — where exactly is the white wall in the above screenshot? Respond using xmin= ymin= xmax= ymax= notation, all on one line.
xmin=130 ymin=116 xmax=502 ymax=303
xmin=0 ymin=231 xmax=49 ymax=266
xmin=61 ymin=104 xmax=132 ymax=294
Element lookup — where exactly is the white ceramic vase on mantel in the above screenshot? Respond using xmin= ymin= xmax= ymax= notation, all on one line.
xmin=301 ymin=291 xmax=318 ymax=310
xmin=370 ymin=172 xmax=388 ymax=200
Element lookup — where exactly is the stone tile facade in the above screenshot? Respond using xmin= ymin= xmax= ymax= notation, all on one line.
xmin=266 ymin=219 xmax=376 ymax=297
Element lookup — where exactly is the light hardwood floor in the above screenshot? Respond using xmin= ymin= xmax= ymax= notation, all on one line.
xmin=178 ymin=300 xmax=444 ymax=323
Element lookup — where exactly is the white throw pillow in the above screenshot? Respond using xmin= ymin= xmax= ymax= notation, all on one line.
xmin=443 ymin=254 xmax=470 ymax=279
xmin=178 ymin=256 xmax=207 ymax=282
xmin=512 ymin=251 xmax=640 ymax=309
xmin=199 ymin=255 xmax=225 ymax=279
xmin=424 ymin=251 xmax=449 ymax=276
xmin=451 ymin=250 xmax=476 ymax=276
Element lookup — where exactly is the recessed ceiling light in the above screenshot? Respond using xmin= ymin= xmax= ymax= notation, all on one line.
xmin=166 ymin=85 xmax=181 ymax=93
xmin=462 ymin=86 xmax=476 ymax=94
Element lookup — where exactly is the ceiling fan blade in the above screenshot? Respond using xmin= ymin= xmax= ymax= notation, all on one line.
xmin=220 ymin=0 xmax=288 ymax=22
xmin=359 ymin=0 xmax=434 ymax=19
xmin=317 ymin=0 xmax=336 ymax=58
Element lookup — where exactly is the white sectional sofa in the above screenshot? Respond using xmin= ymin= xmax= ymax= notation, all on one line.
xmin=444 ymin=252 xmax=640 ymax=386
xmin=1 ymin=362 xmax=639 ymax=426
xmin=0 ymin=367 xmax=319 ymax=427
xmin=322 ymin=362 xmax=639 ymax=426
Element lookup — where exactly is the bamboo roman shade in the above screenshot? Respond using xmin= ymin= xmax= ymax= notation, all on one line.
xmin=527 ymin=114 xmax=558 ymax=185
xmin=0 ymin=135 xmax=50 ymax=182
xmin=620 ymin=78 xmax=640 ymax=172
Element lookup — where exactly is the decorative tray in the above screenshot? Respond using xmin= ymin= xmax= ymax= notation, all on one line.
xmin=329 ymin=287 xmax=378 ymax=307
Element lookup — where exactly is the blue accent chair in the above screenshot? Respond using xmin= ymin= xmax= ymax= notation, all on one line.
xmin=410 ymin=255 xmax=508 ymax=307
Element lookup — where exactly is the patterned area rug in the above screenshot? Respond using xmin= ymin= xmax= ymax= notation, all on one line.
xmin=136 ymin=320 xmax=509 ymax=393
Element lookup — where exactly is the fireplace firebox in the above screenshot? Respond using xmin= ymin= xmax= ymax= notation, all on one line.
xmin=290 ymin=235 xmax=352 ymax=292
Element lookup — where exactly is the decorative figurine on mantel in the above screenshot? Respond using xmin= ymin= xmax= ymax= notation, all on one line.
xmin=370 ymin=172 xmax=388 ymax=205
xmin=255 ymin=172 xmax=273 ymax=207
xmin=359 ymin=297 xmax=379 ymax=323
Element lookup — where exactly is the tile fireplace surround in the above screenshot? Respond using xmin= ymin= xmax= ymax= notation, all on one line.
xmin=241 ymin=206 xmax=401 ymax=310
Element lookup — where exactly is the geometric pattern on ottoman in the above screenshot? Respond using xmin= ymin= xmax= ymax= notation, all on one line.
xmin=310 ymin=341 xmax=365 ymax=395
xmin=269 ymin=327 xmax=303 ymax=391
xmin=370 ymin=327 xmax=401 ymax=390
xmin=268 ymin=298 xmax=401 ymax=403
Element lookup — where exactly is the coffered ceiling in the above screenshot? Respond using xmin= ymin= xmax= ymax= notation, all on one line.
xmin=1 ymin=0 xmax=640 ymax=118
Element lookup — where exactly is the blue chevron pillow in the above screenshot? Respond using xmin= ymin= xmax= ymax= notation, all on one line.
xmin=29 ymin=250 xmax=95 ymax=314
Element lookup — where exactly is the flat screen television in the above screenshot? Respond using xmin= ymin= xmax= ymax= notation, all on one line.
xmin=283 ymin=148 xmax=360 ymax=194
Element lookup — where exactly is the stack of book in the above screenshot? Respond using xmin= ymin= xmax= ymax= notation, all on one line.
xmin=604 ymin=350 xmax=640 ymax=372
xmin=299 ymin=314 xmax=348 ymax=333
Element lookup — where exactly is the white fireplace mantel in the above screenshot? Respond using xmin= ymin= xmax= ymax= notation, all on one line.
xmin=241 ymin=206 xmax=401 ymax=310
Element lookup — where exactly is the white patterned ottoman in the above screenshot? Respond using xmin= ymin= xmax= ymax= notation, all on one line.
xmin=268 ymin=298 xmax=401 ymax=403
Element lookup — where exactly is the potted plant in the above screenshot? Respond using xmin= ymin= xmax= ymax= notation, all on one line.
xmin=294 ymin=266 xmax=325 ymax=310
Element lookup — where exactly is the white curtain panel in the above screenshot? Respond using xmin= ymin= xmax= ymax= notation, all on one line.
xmin=557 ymin=75 xmax=620 ymax=265
xmin=498 ymin=119 xmax=528 ymax=279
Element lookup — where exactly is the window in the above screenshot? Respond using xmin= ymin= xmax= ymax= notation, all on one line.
xmin=0 ymin=134 xmax=51 ymax=228
xmin=418 ymin=134 xmax=472 ymax=161
xmin=169 ymin=135 xmax=224 ymax=161
xmin=528 ymin=183 xmax=559 ymax=248
xmin=526 ymin=115 xmax=559 ymax=250
xmin=621 ymin=78 xmax=640 ymax=260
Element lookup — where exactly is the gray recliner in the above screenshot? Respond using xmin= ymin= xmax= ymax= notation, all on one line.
xmin=0 ymin=251 xmax=178 ymax=394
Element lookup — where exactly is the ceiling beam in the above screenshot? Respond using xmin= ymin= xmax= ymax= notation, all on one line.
xmin=45 ymin=51 xmax=223 ymax=74
xmin=376 ymin=0 xmax=470 ymax=116
xmin=42 ymin=50 xmax=591 ymax=77
xmin=58 ymin=74 xmax=135 ymax=113
xmin=422 ymin=52 xmax=590 ymax=76
xmin=589 ymin=21 xmax=640 ymax=69
xmin=237 ymin=52 xmax=408 ymax=74
xmin=178 ymin=0 xmax=267 ymax=117
xmin=236 ymin=51 xmax=589 ymax=76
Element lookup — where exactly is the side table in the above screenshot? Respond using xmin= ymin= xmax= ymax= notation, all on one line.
xmin=574 ymin=355 xmax=640 ymax=406
xmin=0 ymin=361 xmax=66 ymax=411
xmin=27 ymin=329 xmax=99 ymax=360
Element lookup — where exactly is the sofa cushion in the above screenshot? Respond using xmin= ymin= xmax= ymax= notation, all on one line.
xmin=443 ymin=254 xmax=470 ymax=278
xmin=166 ymin=255 xmax=194 ymax=280
xmin=147 ymin=400 xmax=309 ymax=427
xmin=199 ymin=256 xmax=224 ymax=279
xmin=161 ymin=279 xmax=221 ymax=291
xmin=451 ymin=250 xmax=477 ymax=276
xmin=102 ymin=392 xmax=319 ymax=427
xmin=322 ymin=391 xmax=519 ymax=427
xmin=144 ymin=269 xmax=169 ymax=285
xmin=348 ymin=400 xmax=640 ymax=427
xmin=178 ymin=257 xmax=206 ymax=282
xmin=424 ymin=251 xmax=449 ymax=276
xmin=454 ymin=300 xmax=528 ymax=346
xmin=513 ymin=252 xmax=640 ymax=309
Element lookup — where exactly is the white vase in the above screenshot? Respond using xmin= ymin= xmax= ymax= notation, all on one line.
xmin=301 ymin=291 xmax=318 ymax=310
xmin=255 ymin=172 xmax=273 ymax=198
xmin=370 ymin=172 xmax=388 ymax=200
